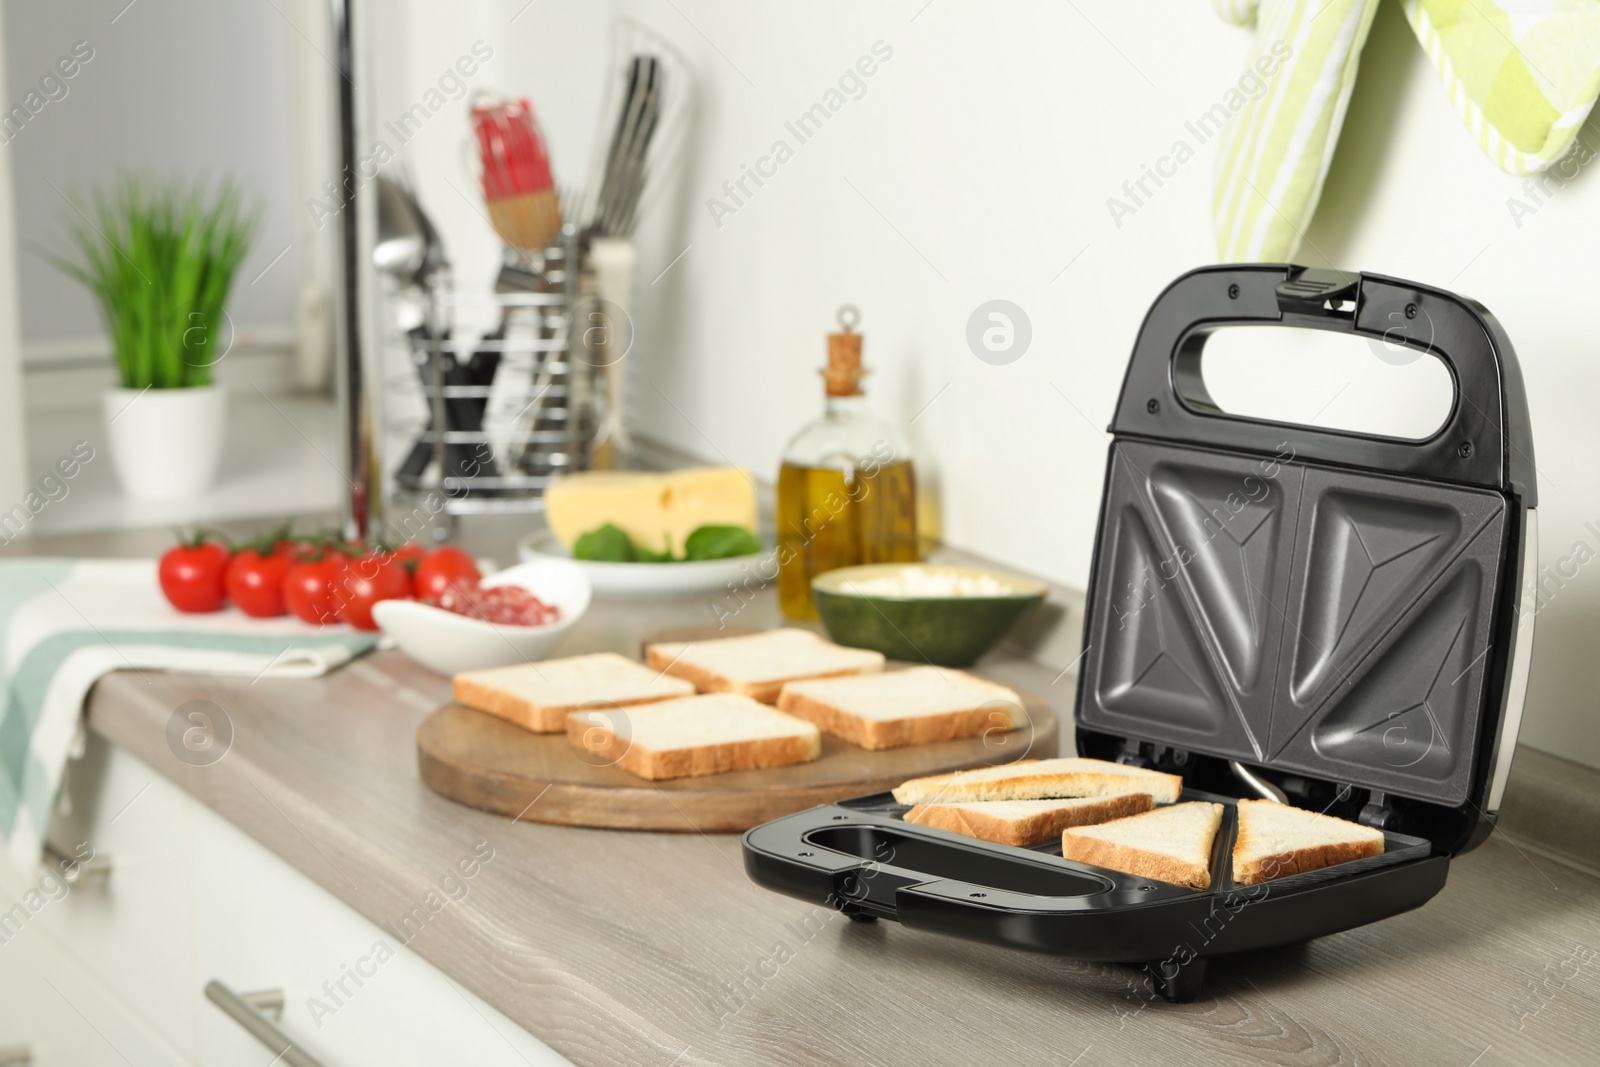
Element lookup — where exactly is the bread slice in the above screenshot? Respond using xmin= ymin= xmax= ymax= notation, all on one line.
xmin=453 ymin=652 xmax=695 ymax=733
xmin=904 ymin=793 xmax=1154 ymax=847
xmin=1061 ymin=802 xmax=1223 ymax=889
xmin=777 ymin=666 xmax=1024 ymax=750
xmin=567 ymin=693 xmax=822 ymax=780
xmin=892 ymin=757 xmax=1183 ymax=806
xmin=1232 ymin=799 xmax=1385 ymax=885
xmin=645 ymin=629 xmax=884 ymax=704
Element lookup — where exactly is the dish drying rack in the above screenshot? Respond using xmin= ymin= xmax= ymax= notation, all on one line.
xmin=384 ymin=228 xmax=615 ymax=524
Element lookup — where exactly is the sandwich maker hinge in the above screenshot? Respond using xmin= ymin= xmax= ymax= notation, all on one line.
xmin=1113 ymin=740 xmax=1191 ymax=774
xmin=1152 ymin=745 xmax=1189 ymax=770
xmin=1112 ymin=738 xmax=1151 ymax=768
xmin=1358 ymin=789 xmax=1395 ymax=831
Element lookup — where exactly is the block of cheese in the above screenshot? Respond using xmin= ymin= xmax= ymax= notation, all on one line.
xmin=544 ymin=467 xmax=757 ymax=557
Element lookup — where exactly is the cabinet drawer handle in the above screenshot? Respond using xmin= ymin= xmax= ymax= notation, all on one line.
xmin=41 ymin=842 xmax=111 ymax=887
xmin=204 ymin=981 xmax=329 ymax=1067
xmin=0 ymin=1044 xmax=32 ymax=1065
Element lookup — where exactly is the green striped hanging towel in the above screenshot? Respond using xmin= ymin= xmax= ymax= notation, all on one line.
xmin=1211 ymin=0 xmax=1383 ymax=262
xmin=1211 ymin=0 xmax=1600 ymax=261
xmin=1401 ymin=0 xmax=1600 ymax=176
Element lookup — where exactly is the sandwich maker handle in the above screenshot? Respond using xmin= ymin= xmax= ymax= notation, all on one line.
xmin=1109 ymin=264 xmax=1537 ymax=505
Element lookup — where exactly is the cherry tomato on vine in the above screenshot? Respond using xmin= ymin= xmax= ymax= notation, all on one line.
xmin=389 ymin=543 xmax=428 ymax=569
xmin=383 ymin=543 xmax=429 ymax=594
xmin=413 ymin=546 xmax=482 ymax=602
xmin=158 ymin=533 xmax=232 ymax=613
xmin=282 ymin=554 xmax=344 ymax=626
xmin=334 ymin=551 xmax=411 ymax=631
xmin=273 ymin=537 xmax=323 ymax=563
xmin=225 ymin=547 xmax=291 ymax=617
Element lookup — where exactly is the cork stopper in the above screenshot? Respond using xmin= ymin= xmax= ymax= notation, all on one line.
xmin=823 ymin=305 xmax=865 ymax=397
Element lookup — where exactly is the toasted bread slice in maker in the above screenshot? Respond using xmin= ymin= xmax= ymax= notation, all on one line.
xmin=1232 ymin=798 xmax=1385 ymax=885
xmin=1060 ymin=801 xmax=1223 ymax=889
xmin=892 ymin=757 xmax=1182 ymax=806
xmin=904 ymin=792 xmax=1154 ymax=847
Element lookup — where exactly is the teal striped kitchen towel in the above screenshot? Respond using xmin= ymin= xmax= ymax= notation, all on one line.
xmin=0 ymin=559 xmax=377 ymax=881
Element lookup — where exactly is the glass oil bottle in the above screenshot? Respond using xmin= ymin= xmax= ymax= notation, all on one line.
xmin=776 ymin=306 xmax=918 ymax=619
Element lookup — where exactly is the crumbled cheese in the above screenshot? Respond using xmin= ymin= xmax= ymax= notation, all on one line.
xmin=843 ymin=567 xmax=1016 ymax=598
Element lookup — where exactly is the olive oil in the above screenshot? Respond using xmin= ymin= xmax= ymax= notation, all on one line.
xmin=777 ymin=458 xmax=918 ymax=619
xmin=776 ymin=307 xmax=918 ymax=619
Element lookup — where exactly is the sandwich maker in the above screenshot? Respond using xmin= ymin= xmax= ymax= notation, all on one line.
xmin=742 ymin=264 xmax=1538 ymax=1001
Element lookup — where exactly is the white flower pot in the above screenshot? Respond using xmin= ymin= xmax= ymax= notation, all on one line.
xmin=102 ymin=385 xmax=227 ymax=501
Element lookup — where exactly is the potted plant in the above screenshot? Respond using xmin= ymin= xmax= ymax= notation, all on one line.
xmin=48 ymin=178 xmax=257 ymax=501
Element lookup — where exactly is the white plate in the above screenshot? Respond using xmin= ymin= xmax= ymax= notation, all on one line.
xmin=372 ymin=559 xmax=591 ymax=675
xmin=517 ymin=531 xmax=771 ymax=597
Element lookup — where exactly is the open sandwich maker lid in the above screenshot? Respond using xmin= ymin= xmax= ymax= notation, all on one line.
xmin=1074 ymin=264 xmax=1537 ymax=848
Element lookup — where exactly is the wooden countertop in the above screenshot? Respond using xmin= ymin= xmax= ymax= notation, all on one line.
xmin=75 ymin=575 xmax=1600 ymax=1067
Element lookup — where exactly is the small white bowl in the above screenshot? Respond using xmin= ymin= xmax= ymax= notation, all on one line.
xmin=372 ymin=559 xmax=591 ymax=675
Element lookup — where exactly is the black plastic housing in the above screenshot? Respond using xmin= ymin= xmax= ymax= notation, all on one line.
xmin=742 ymin=265 xmax=1536 ymax=1001
xmin=1081 ymin=264 xmax=1535 ymax=853
xmin=744 ymin=790 xmax=1443 ymax=1001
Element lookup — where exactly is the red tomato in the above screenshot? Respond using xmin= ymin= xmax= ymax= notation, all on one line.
xmin=413 ymin=546 xmax=481 ymax=602
xmin=158 ymin=538 xmax=232 ymax=613
xmin=389 ymin=543 xmax=428 ymax=569
xmin=225 ymin=548 xmax=291 ymax=617
xmin=283 ymin=556 xmax=343 ymax=626
xmin=385 ymin=543 xmax=429 ymax=594
xmin=273 ymin=538 xmax=322 ymax=563
xmin=334 ymin=552 xmax=411 ymax=631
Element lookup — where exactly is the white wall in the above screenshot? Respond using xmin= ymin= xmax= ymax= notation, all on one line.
xmin=467 ymin=1 xmax=1600 ymax=769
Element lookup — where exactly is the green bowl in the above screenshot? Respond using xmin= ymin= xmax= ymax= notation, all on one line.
xmin=812 ymin=564 xmax=1047 ymax=667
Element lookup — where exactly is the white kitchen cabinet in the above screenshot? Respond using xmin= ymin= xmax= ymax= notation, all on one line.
xmin=187 ymin=783 xmax=567 ymax=1066
xmin=15 ymin=732 xmax=204 ymax=1056
xmin=0 ymin=921 xmax=188 ymax=1066
xmin=8 ymin=734 xmax=568 ymax=1067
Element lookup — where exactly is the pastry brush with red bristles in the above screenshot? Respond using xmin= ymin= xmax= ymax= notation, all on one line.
xmin=472 ymin=96 xmax=562 ymax=252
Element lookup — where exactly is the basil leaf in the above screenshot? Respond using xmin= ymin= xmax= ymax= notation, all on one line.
xmin=682 ymin=524 xmax=761 ymax=561
xmin=634 ymin=536 xmax=676 ymax=564
xmin=572 ymin=523 xmax=637 ymax=562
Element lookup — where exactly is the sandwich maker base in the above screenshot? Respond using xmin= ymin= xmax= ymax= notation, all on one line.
xmin=745 ymin=789 xmax=1437 ymax=1001
xmin=742 ymin=264 xmax=1538 ymax=1002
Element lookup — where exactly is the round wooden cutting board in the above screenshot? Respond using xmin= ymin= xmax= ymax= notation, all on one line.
xmin=416 ymin=680 xmax=1059 ymax=833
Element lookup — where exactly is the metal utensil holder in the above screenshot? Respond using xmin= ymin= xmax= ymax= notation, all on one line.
xmin=386 ymin=227 xmax=607 ymax=535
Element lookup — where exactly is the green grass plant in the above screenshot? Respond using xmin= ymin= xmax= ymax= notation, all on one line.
xmin=45 ymin=177 xmax=258 ymax=389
